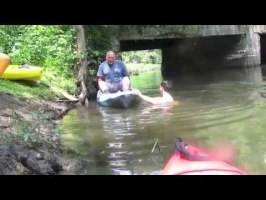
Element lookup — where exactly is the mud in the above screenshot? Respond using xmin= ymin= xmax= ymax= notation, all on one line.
xmin=0 ymin=92 xmax=83 ymax=175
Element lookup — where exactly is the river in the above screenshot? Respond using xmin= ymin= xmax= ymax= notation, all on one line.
xmin=61 ymin=65 xmax=266 ymax=175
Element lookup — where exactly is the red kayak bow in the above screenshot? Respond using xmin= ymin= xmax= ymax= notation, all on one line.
xmin=161 ymin=138 xmax=246 ymax=175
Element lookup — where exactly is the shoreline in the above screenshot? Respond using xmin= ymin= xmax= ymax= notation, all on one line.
xmin=0 ymin=92 xmax=82 ymax=175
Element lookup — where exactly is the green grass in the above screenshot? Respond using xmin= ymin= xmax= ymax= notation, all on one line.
xmin=0 ymin=79 xmax=59 ymax=100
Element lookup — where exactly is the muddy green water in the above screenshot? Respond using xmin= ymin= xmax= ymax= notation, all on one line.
xmin=61 ymin=66 xmax=266 ymax=175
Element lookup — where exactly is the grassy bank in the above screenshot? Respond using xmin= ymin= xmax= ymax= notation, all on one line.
xmin=0 ymin=79 xmax=58 ymax=100
xmin=0 ymin=69 xmax=76 ymax=101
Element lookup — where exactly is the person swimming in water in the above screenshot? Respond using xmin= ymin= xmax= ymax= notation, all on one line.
xmin=135 ymin=81 xmax=178 ymax=105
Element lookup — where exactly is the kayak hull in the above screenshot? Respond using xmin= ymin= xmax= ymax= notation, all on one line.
xmin=1 ymin=65 xmax=43 ymax=81
xmin=161 ymin=138 xmax=246 ymax=175
xmin=97 ymin=90 xmax=142 ymax=109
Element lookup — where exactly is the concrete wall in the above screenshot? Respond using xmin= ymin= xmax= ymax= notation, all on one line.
xmin=118 ymin=25 xmax=266 ymax=41
xmin=116 ymin=25 xmax=266 ymax=78
xmin=161 ymin=35 xmax=243 ymax=77
xmin=161 ymin=33 xmax=261 ymax=78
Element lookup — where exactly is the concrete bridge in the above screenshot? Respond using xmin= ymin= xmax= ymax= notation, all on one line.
xmin=115 ymin=25 xmax=266 ymax=78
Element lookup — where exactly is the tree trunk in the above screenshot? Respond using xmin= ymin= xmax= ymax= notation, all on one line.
xmin=74 ymin=25 xmax=89 ymax=106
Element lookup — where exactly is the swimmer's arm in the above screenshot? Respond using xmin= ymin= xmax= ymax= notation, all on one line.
xmin=138 ymin=93 xmax=162 ymax=104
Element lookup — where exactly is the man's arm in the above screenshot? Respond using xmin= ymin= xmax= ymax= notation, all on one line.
xmin=97 ymin=64 xmax=106 ymax=83
xmin=97 ymin=64 xmax=108 ymax=92
xmin=119 ymin=60 xmax=129 ymax=77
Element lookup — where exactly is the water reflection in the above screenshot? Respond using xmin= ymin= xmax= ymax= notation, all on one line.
xmin=98 ymin=106 xmax=165 ymax=175
xmin=99 ymin=107 xmax=136 ymax=172
xmin=62 ymin=67 xmax=266 ymax=175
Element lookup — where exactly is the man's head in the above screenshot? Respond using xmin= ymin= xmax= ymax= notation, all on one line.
xmin=160 ymin=81 xmax=172 ymax=93
xmin=106 ymin=51 xmax=116 ymax=65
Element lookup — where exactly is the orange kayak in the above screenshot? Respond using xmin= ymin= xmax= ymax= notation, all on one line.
xmin=0 ymin=53 xmax=10 ymax=77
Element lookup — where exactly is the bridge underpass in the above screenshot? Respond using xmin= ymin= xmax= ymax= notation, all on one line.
xmin=119 ymin=33 xmax=261 ymax=78
xmin=260 ymin=33 xmax=266 ymax=65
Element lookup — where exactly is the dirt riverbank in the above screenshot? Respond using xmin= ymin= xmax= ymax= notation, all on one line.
xmin=0 ymin=92 xmax=83 ymax=175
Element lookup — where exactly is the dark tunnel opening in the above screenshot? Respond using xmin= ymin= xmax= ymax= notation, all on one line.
xmin=260 ymin=34 xmax=266 ymax=65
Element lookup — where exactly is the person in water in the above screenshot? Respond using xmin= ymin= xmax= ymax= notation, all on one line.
xmin=135 ymin=81 xmax=178 ymax=105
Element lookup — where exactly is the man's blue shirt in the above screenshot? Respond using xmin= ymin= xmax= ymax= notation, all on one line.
xmin=97 ymin=60 xmax=129 ymax=83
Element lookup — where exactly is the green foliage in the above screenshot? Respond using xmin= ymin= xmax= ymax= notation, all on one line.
xmin=0 ymin=25 xmax=20 ymax=53
xmin=86 ymin=25 xmax=118 ymax=73
xmin=126 ymin=63 xmax=160 ymax=75
xmin=87 ymin=25 xmax=117 ymax=50
xmin=121 ymin=49 xmax=162 ymax=64
xmin=0 ymin=25 xmax=77 ymax=92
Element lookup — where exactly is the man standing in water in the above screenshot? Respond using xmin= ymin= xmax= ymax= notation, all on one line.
xmin=97 ymin=51 xmax=131 ymax=93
